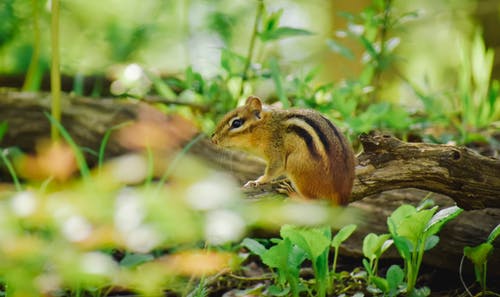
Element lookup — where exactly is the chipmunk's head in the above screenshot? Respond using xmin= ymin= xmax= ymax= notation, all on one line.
xmin=211 ymin=96 xmax=264 ymax=148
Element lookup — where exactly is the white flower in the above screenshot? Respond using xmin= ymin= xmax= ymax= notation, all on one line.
xmin=205 ymin=210 xmax=245 ymax=245
xmin=11 ymin=191 xmax=37 ymax=217
xmin=62 ymin=215 xmax=92 ymax=242
xmin=81 ymin=252 xmax=117 ymax=276
xmin=186 ymin=173 xmax=239 ymax=210
xmin=114 ymin=188 xmax=144 ymax=233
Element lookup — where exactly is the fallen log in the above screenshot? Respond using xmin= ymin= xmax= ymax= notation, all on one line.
xmin=0 ymin=90 xmax=499 ymax=276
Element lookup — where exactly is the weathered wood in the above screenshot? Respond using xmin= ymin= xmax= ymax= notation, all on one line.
xmin=1 ymin=90 xmax=499 ymax=276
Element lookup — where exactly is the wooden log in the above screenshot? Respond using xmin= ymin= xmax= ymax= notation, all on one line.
xmin=0 ymin=90 xmax=499 ymax=276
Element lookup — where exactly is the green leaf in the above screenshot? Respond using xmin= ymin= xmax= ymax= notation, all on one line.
xmin=487 ymin=224 xmax=500 ymax=244
xmin=261 ymin=239 xmax=290 ymax=269
xmin=387 ymin=204 xmax=416 ymax=235
xmin=326 ymin=39 xmax=355 ymax=60
xmin=120 ymin=253 xmax=154 ymax=268
xmin=386 ymin=265 xmax=405 ymax=291
xmin=372 ymin=276 xmax=389 ymax=292
xmin=259 ymin=27 xmax=313 ymax=42
xmin=220 ymin=48 xmax=247 ymax=75
xmin=332 ymin=224 xmax=357 ymax=248
xmin=397 ymin=208 xmax=437 ymax=246
xmin=267 ymin=285 xmax=290 ymax=296
xmin=464 ymin=243 xmax=494 ymax=266
xmin=424 ymin=235 xmax=439 ymax=251
xmin=362 ymin=233 xmax=391 ymax=260
xmin=280 ymin=225 xmax=330 ymax=261
xmin=424 ymin=206 xmax=463 ymax=236
xmin=0 ymin=122 xmax=7 ymax=142
xmin=392 ymin=236 xmax=412 ymax=260
xmin=242 ymin=238 xmax=268 ymax=258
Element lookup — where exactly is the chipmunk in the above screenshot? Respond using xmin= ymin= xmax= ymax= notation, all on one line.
xmin=211 ymin=96 xmax=355 ymax=205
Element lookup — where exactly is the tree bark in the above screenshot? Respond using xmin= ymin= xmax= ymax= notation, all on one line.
xmin=1 ymin=90 xmax=499 ymax=275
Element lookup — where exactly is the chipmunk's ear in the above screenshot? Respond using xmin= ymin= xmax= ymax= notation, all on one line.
xmin=245 ymin=96 xmax=262 ymax=119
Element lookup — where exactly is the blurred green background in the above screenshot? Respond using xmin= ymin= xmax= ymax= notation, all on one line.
xmin=1 ymin=0 xmax=499 ymax=145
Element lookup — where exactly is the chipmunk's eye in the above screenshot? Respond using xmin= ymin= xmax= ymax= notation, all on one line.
xmin=230 ymin=118 xmax=244 ymax=129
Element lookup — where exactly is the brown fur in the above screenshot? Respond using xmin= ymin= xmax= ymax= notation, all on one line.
xmin=212 ymin=96 xmax=355 ymax=205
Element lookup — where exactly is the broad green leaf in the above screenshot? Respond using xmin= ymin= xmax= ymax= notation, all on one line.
xmin=464 ymin=243 xmax=494 ymax=266
xmin=242 ymin=238 xmax=268 ymax=258
xmin=259 ymin=27 xmax=313 ymax=42
xmin=386 ymin=265 xmax=405 ymax=291
xmin=372 ymin=276 xmax=389 ymax=293
xmin=387 ymin=204 xmax=416 ymax=235
xmin=326 ymin=39 xmax=355 ymax=60
xmin=396 ymin=208 xmax=437 ymax=245
xmin=392 ymin=236 xmax=412 ymax=260
xmin=424 ymin=235 xmax=439 ymax=251
xmin=424 ymin=206 xmax=463 ymax=236
xmin=280 ymin=225 xmax=330 ymax=261
xmin=261 ymin=239 xmax=290 ymax=269
xmin=487 ymin=224 xmax=500 ymax=244
xmin=332 ymin=224 xmax=357 ymax=248
xmin=362 ymin=233 xmax=391 ymax=260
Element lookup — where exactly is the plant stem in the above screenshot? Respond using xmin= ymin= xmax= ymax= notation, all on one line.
xmin=50 ymin=0 xmax=61 ymax=141
xmin=23 ymin=0 xmax=41 ymax=91
xmin=239 ymin=0 xmax=264 ymax=100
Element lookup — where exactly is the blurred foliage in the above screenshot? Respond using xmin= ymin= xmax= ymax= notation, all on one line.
xmin=0 ymin=0 xmax=500 ymax=294
xmin=1 ymin=0 xmax=499 ymax=146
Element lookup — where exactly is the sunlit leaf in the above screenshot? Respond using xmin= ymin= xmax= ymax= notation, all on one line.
xmin=464 ymin=243 xmax=494 ymax=266
xmin=280 ymin=225 xmax=331 ymax=260
xmin=487 ymin=224 xmax=500 ymax=244
xmin=332 ymin=224 xmax=357 ymax=248
xmin=260 ymin=27 xmax=313 ymax=42
xmin=326 ymin=39 xmax=355 ymax=60
xmin=241 ymin=238 xmax=268 ymax=258
xmin=424 ymin=206 xmax=463 ymax=236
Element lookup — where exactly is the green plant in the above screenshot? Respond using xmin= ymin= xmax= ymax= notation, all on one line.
xmin=371 ymin=264 xmax=405 ymax=297
xmin=462 ymin=224 xmax=500 ymax=296
xmin=387 ymin=202 xmax=463 ymax=294
xmin=50 ymin=0 xmax=61 ymax=141
xmin=331 ymin=224 xmax=357 ymax=277
xmin=362 ymin=233 xmax=392 ymax=283
xmin=243 ymin=224 xmax=358 ymax=297
xmin=242 ymin=237 xmax=305 ymax=297
xmin=457 ymin=30 xmax=500 ymax=143
xmin=280 ymin=225 xmax=332 ymax=297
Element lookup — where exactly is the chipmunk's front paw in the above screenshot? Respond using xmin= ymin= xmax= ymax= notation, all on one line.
xmin=243 ymin=180 xmax=260 ymax=188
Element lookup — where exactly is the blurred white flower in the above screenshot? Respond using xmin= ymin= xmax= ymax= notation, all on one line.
xmin=62 ymin=215 xmax=92 ymax=242
xmin=11 ymin=191 xmax=37 ymax=217
xmin=186 ymin=173 xmax=239 ymax=210
xmin=110 ymin=154 xmax=148 ymax=184
xmin=123 ymin=63 xmax=143 ymax=83
xmin=114 ymin=188 xmax=144 ymax=233
xmin=81 ymin=252 xmax=117 ymax=276
xmin=348 ymin=23 xmax=364 ymax=36
xmin=205 ymin=209 xmax=245 ymax=245
xmin=124 ymin=225 xmax=161 ymax=253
